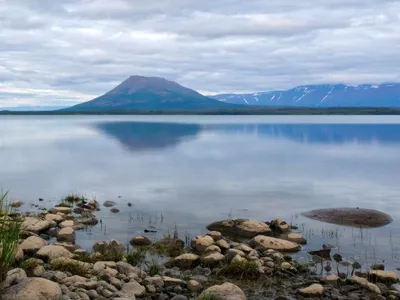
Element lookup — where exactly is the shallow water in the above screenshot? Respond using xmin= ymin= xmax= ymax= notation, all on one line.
xmin=1 ymin=115 xmax=400 ymax=272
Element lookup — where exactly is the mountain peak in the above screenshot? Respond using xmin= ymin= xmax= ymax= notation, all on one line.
xmin=66 ymin=75 xmax=236 ymax=111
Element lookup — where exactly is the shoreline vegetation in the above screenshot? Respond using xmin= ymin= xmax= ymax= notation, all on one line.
xmin=2 ymin=107 xmax=400 ymax=115
xmin=1 ymin=192 xmax=399 ymax=300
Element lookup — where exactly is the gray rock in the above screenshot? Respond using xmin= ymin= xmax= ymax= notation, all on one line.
xmin=2 ymin=268 xmax=27 ymax=288
xmin=102 ymin=289 xmax=114 ymax=298
xmin=87 ymin=289 xmax=100 ymax=299
xmin=120 ymin=281 xmax=146 ymax=297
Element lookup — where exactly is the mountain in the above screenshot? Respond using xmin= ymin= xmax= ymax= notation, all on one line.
xmin=1 ymin=106 xmax=67 ymax=111
xmin=67 ymin=76 xmax=237 ymax=111
xmin=213 ymin=83 xmax=400 ymax=107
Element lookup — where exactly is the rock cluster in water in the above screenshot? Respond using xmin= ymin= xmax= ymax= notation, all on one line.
xmin=1 ymin=199 xmax=399 ymax=300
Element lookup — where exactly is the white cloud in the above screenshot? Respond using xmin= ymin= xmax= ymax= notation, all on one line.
xmin=1 ymin=0 xmax=400 ymax=106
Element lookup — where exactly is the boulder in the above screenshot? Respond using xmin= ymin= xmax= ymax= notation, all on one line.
xmin=198 ymin=282 xmax=246 ymax=300
xmin=103 ymin=201 xmax=116 ymax=207
xmin=52 ymin=206 xmax=72 ymax=214
xmin=205 ymin=245 xmax=221 ymax=253
xmin=225 ymin=249 xmax=245 ymax=262
xmin=351 ymin=275 xmax=381 ymax=294
xmin=120 ymin=281 xmax=146 ymax=297
xmin=165 ymin=253 xmax=199 ymax=269
xmin=36 ymin=245 xmax=73 ymax=260
xmin=59 ymin=220 xmax=74 ymax=228
xmin=57 ymin=227 xmax=75 ymax=242
xmin=298 ymin=284 xmax=325 ymax=297
xmin=207 ymin=219 xmax=272 ymax=238
xmin=2 ymin=268 xmax=27 ymax=289
xmin=10 ymin=200 xmax=24 ymax=208
xmin=216 ymin=239 xmax=230 ymax=250
xmin=200 ymin=251 xmax=225 ymax=265
xmin=250 ymin=235 xmax=301 ymax=252
xmin=45 ymin=214 xmax=64 ymax=223
xmin=369 ymin=270 xmax=398 ymax=283
xmin=191 ymin=235 xmax=214 ymax=252
xmin=93 ymin=240 xmax=124 ymax=255
xmin=21 ymin=217 xmax=51 ymax=233
xmin=270 ymin=218 xmax=291 ymax=234
xmin=280 ymin=233 xmax=307 ymax=244
xmin=130 ymin=236 xmax=152 ymax=246
xmin=19 ymin=236 xmax=48 ymax=254
xmin=2 ymin=278 xmax=62 ymax=300
xmin=207 ymin=231 xmax=222 ymax=241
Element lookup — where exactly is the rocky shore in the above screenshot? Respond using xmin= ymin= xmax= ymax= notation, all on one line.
xmin=1 ymin=198 xmax=399 ymax=300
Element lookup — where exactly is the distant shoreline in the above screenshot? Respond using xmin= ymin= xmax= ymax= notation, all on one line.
xmin=2 ymin=107 xmax=400 ymax=115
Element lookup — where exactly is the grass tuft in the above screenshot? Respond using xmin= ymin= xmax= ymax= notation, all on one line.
xmin=217 ymin=260 xmax=261 ymax=280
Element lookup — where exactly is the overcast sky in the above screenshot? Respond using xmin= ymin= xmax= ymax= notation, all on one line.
xmin=1 ymin=0 xmax=400 ymax=107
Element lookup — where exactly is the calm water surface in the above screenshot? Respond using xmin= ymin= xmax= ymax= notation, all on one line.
xmin=1 ymin=115 xmax=400 ymax=271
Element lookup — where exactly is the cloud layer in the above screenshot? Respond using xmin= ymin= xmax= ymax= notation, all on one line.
xmin=1 ymin=0 xmax=400 ymax=106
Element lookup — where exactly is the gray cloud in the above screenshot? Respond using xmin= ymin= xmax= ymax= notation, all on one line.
xmin=1 ymin=0 xmax=400 ymax=106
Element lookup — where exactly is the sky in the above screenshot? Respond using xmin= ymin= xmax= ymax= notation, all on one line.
xmin=1 ymin=0 xmax=400 ymax=107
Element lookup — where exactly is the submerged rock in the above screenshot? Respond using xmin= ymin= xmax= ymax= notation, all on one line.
xmin=103 ymin=201 xmax=117 ymax=207
xmin=207 ymin=219 xmax=272 ymax=239
xmin=302 ymin=208 xmax=393 ymax=228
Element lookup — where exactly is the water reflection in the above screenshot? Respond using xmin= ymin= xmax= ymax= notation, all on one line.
xmin=93 ymin=121 xmax=201 ymax=151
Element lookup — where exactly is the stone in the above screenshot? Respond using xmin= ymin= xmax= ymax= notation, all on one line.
xmin=270 ymin=218 xmax=291 ymax=234
xmin=21 ymin=217 xmax=51 ymax=233
xmin=110 ymin=208 xmax=120 ymax=213
xmin=10 ymin=200 xmax=24 ymax=208
xmin=110 ymin=277 xmax=123 ymax=289
xmin=225 ymin=249 xmax=246 ymax=261
xmin=45 ymin=213 xmax=64 ymax=223
xmin=234 ymin=243 xmax=253 ymax=252
xmin=2 ymin=268 xmax=27 ymax=289
xmin=93 ymin=240 xmax=124 ymax=255
xmin=298 ymin=284 xmax=325 ymax=297
xmin=103 ymin=201 xmax=116 ymax=207
xmin=207 ymin=219 xmax=272 ymax=238
xmin=130 ymin=236 xmax=152 ymax=246
xmin=32 ymin=265 xmax=45 ymax=277
xmin=36 ymin=245 xmax=73 ymax=260
xmin=302 ymin=208 xmax=393 ymax=228
xmin=369 ymin=270 xmax=398 ymax=283
xmin=120 ymin=281 xmax=146 ymax=297
xmin=205 ymin=245 xmax=221 ymax=253
xmin=116 ymin=261 xmax=139 ymax=275
xmin=351 ymin=275 xmax=381 ymax=294
xmin=2 ymin=278 xmax=62 ymax=300
xmin=57 ymin=227 xmax=75 ymax=242
xmin=63 ymin=275 xmax=87 ymax=284
xmin=198 ymin=282 xmax=246 ymax=300
xmin=191 ymin=235 xmax=214 ymax=252
xmin=280 ymin=233 xmax=307 ymax=245
xmin=216 ymin=239 xmax=230 ymax=250
xmin=55 ymin=242 xmax=79 ymax=252
xmin=19 ymin=236 xmax=48 ymax=254
xmin=187 ymin=279 xmax=202 ymax=292
xmin=325 ymin=274 xmax=340 ymax=285
xmin=162 ymin=276 xmax=186 ymax=286
xmin=200 ymin=251 xmax=225 ymax=265
xmin=208 ymin=231 xmax=222 ymax=241
xmin=232 ymin=254 xmax=246 ymax=263
xmin=60 ymin=220 xmax=74 ymax=228
xmin=143 ymin=275 xmax=164 ymax=287
xmin=251 ymin=235 xmax=301 ymax=252
xmin=102 ymin=289 xmax=114 ymax=298
xmin=371 ymin=264 xmax=385 ymax=271
xmin=53 ymin=206 xmax=72 ymax=214
xmin=280 ymin=262 xmax=292 ymax=270
xmin=171 ymin=296 xmax=188 ymax=300
xmin=87 ymin=290 xmax=99 ymax=299
xmin=146 ymin=284 xmax=156 ymax=293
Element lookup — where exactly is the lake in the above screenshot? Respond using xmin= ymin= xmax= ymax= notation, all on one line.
xmin=1 ymin=115 xmax=400 ymax=272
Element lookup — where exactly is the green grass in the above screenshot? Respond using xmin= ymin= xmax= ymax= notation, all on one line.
xmin=217 ymin=260 xmax=261 ymax=280
xmin=50 ymin=259 xmax=89 ymax=277
xmin=0 ymin=191 xmax=22 ymax=282
xmin=126 ymin=247 xmax=149 ymax=267
xmin=63 ymin=193 xmax=87 ymax=204
xmin=73 ymin=251 xmax=124 ymax=263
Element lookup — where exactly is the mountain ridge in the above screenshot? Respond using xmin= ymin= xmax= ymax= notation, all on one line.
xmin=213 ymin=83 xmax=400 ymax=107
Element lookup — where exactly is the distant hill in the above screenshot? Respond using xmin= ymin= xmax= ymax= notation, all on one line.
xmin=1 ymin=106 xmax=67 ymax=111
xmin=66 ymin=76 xmax=237 ymax=111
xmin=213 ymin=84 xmax=400 ymax=107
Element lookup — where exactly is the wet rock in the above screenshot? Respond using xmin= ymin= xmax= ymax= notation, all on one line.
xmin=110 ymin=208 xmax=120 ymax=213
xmin=2 ymin=278 xmax=62 ymax=300
xmin=165 ymin=253 xmax=199 ymax=269
xmin=369 ymin=270 xmax=398 ymax=283
xmin=200 ymin=251 xmax=225 ymax=265
xmin=191 ymin=235 xmax=214 ymax=252
xmin=302 ymin=208 xmax=392 ymax=228
xmin=351 ymin=275 xmax=381 ymax=294
xmin=198 ymin=282 xmax=246 ymax=300
xmin=298 ymin=284 xmax=324 ymax=297
xmin=130 ymin=236 xmax=152 ymax=246
xmin=103 ymin=201 xmax=116 ymax=207
xmin=280 ymin=233 xmax=307 ymax=244
xmin=22 ymin=217 xmax=52 ymax=233
xmin=10 ymin=200 xmax=24 ymax=208
xmin=19 ymin=236 xmax=48 ymax=254
xmin=270 ymin=218 xmax=291 ymax=234
xmin=57 ymin=227 xmax=75 ymax=242
xmin=36 ymin=245 xmax=73 ymax=260
xmin=207 ymin=231 xmax=222 ymax=241
xmin=207 ymin=219 xmax=272 ymax=238
xmin=251 ymin=235 xmax=301 ymax=252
